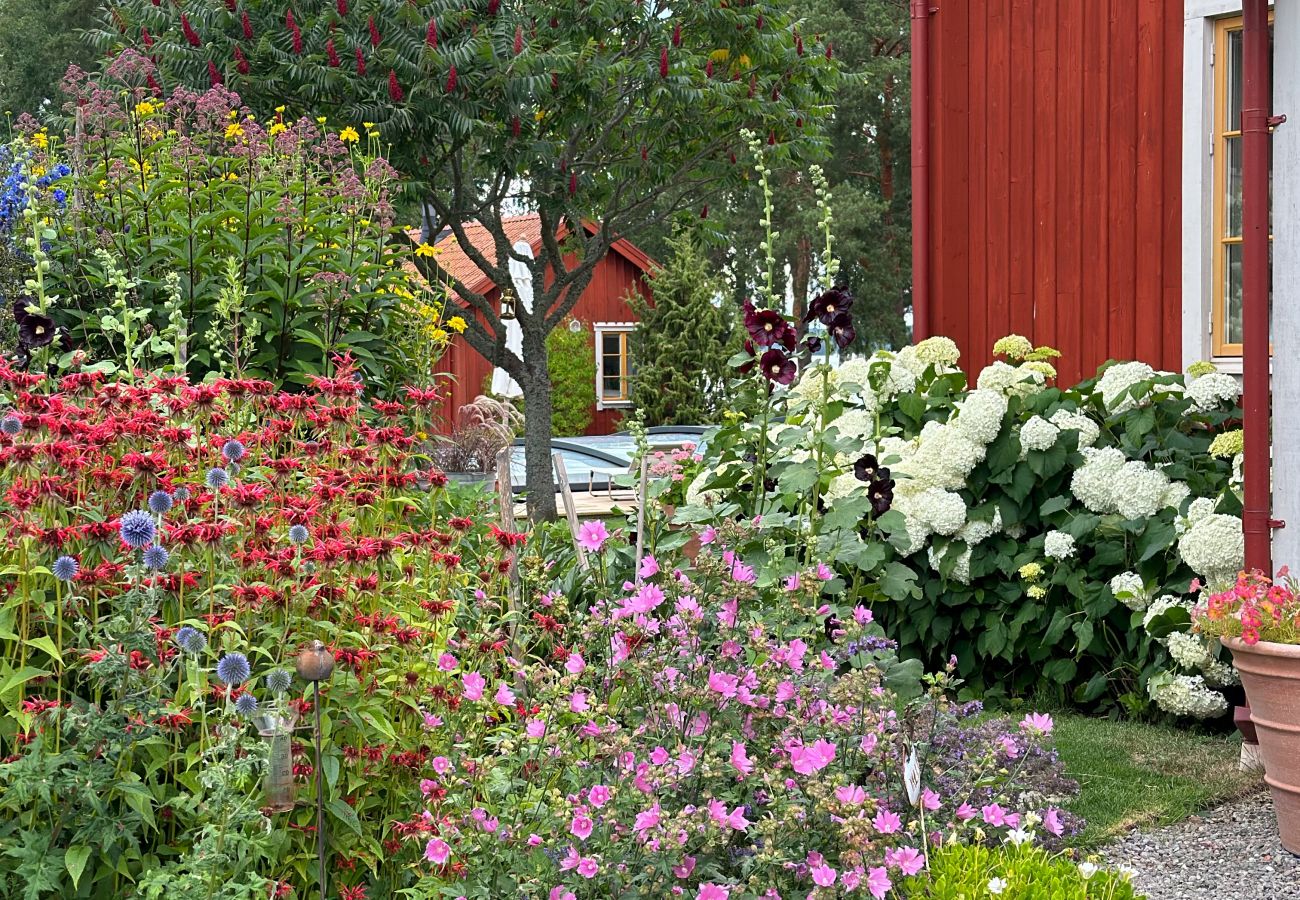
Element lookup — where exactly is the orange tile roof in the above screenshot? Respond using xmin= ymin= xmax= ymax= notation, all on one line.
xmin=405 ymin=214 xmax=654 ymax=298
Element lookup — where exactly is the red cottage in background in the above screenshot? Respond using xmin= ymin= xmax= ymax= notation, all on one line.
xmin=912 ymin=0 xmax=1278 ymax=387
xmin=418 ymin=214 xmax=656 ymax=436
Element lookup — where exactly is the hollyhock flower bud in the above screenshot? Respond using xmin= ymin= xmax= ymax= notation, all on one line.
xmin=389 ymin=70 xmax=404 ymax=101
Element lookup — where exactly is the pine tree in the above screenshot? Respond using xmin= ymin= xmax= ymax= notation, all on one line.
xmin=628 ymin=231 xmax=735 ymax=426
xmin=90 ymin=0 xmax=836 ymax=519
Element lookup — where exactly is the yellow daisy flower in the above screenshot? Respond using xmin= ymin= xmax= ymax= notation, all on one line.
xmin=415 ymin=243 xmax=439 ymax=258
xmin=225 ymin=123 xmax=246 ymax=140
xmin=339 ymin=126 xmax=360 ymax=143
xmin=270 ymin=122 xmax=287 ymax=136
xmin=447 ymin=316 xmax=467 ymax=333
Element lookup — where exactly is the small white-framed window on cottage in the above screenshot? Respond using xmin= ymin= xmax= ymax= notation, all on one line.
xmin=594 ymin=322 xmax=634 ymax=408
xmin=1211 ymin=13 xmax=1274 ymax=357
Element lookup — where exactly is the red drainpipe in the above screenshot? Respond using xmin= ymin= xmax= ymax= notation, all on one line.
xmin=910 ymin=0 xmax=933 ymax=341
xmin=1241 ymin=0 xmax=1282 ymax=574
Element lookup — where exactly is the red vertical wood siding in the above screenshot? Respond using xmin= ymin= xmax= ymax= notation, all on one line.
xmin=924 ymin=0 xmax=1184 ymax=385
xmin=436 ymin=251 xmax=649 ymax=437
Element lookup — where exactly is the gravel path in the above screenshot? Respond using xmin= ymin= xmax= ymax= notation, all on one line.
xmin=1102 ymin=792 xmax=1300 ymax=899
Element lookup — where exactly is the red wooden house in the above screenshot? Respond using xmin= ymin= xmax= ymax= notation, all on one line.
xmin=912 ymin=0 xmax=1284 ymax=386
xmin=418 ymin=214 xmax=656 ymax=436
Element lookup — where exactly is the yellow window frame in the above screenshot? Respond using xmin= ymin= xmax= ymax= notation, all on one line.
xmin=598 ymin=328 xmax=632 ymax=404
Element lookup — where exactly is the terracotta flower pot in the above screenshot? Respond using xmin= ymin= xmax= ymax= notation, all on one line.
xmin=1222 ymin=636 xmax=1300 ymax=854
xmin=660 ymin=504 xmax=702 ymax=564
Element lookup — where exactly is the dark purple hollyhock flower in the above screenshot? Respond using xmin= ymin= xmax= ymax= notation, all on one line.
xmin=14 ymin=301 xmax=55 ymax=350
xmin=744 ymin=301 xmax=797 ymax=349
xmin=759 ymin=348 xmax=797 ymax=386
xmin=803 ymin=286 xmax=854 ymax=326
xmin=804 ymin=334 xmax=823 ymax=354
xmin=828 ymin=313 xmax=856 ymax=350
xmin=853 ymin=454 xmax=882 ymax=483
xmin=737 ymin=339 xmax=757 ymax=375
xmin=868 ymin=480 xmax=894 ymax=516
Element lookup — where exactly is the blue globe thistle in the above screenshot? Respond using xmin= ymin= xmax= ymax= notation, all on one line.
xmin=265 ymin=669 xmax=293 ymax=695
xmin=173 ymin=486 xmax=191 ymax=502
xmin=175 ymin=626 xmax=207 ymax=655
xmin=288 ymin=524 xmax=310 ymax=545
xmin=147 ymin=490 xmax=174 ymax=514
xmin=205 ymin=467 xmax=230 ymax=490
xmin=0 ymin=415 xmax=21 ymax=436
xmin=52 ymin=555 xmax=79 ymax=582
xmin=119 ymin=510 xmax=156 ymax=549
xmin=222 ymin=439 xmax=246 ymax=462
xmin=215 ymin=652 xmax=251 ymax=686
xmin=234 ymin=693 xmax=259 ymax=716
xmin=143 ymin=545 xmax=170 ymax=571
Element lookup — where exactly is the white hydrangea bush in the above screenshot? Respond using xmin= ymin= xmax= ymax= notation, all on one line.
xmin=680 ymin=337 xmax=1243 ymax=717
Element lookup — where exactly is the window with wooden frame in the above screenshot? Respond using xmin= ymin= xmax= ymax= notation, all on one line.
xmin=1211 ymin=14 xmax=1273 ymax=358
xmin=595 ymin=323 xmax=634 ymax=407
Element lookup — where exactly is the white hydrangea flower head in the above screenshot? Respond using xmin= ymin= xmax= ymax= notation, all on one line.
xmin=1202 ymin=659 xmax=1240 ymax=688
xmin=1166 ymin=632 xmax=1214 ymax=671
xmin=927 ymin=544 xmax=973 ymax=583
xmin=1048 ymin=408 xmax=1100 ymax=448
xmin=1147 ymin=672 xmax=1228 ymax=719
xmin=1019 ymin=415 xmax=1060 ymax=453
xmin=895 ymin=423 xmax=987 ymax=492
xmin=882 ymin=359 xmax=918 ymax=397
xmin=992 ymin=334 xmax=1035 ymax=361
xmin=1109 ymin=571 xmax=1149 ymax=611
xmin=1186 ymin=372 xmax=1241 ymax=412
xmin=890 ymin=345 xmax=927 ymax=377
xmin=914 ymin=336 xmax=961 ymax=367
xmin=831 ymin=409 xmax=875 ymax=444
xmin=1044 ymin=530 xmax=1076 ymax=560
xmin=957 ymin=516 xmax=998 ymax=546
xmin=895 ymin=513 xmax=930 ymax=555
xmin=836 ymin=357 xmax=873 ymax=390
xmin=876 ymin=435 xmax=914 ymax=464
xmin=913 ymin=487 xmax=968 ymax=536
xmin=953 ymin=389 xmax=1009 ymax=446
xmin=1096 ymin=361 xmax=1156 ymax=413
xmin=1142 ymin=594 xmax=1189 ymax=631
xmin=1177 ymin=513 xmax=1244 ymax=584
xmin=976 ymin=360 xmax=1045 ymax=398
xmin=824 ymin=471 xmax=863 ymax=503
xmin=1069 ymin=447 xmax=1128 ymax=513
xmin=1160 ymin=481 xmax=1190 ymax=513
xmin=1113 ymin=460 xmax=1170 ymax=520
xmin=788 ymin=363 xmax=842 ymax=407
xmin=1185 ymin=497 xmax=1216 ymax=525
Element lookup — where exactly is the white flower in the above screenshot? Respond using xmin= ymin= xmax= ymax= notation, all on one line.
xmin=1184 ymin=497 xmax=1217 ymax=526
xmin=890 ymin=346 xmax=927 ymax=377
xmin=1142 ymin=594 xmax=1189 ymax=631
xmin=1147 ymin=671 xmax=1229 ymax=719
xmin=1186 ymin=372 xmax=1241 ymax=411
xmin=927 ymin=543 xmax=973 ymax=583
xmin=788 ymin=363 xmax=841 ymax=407
xmin=1167 ymin=631 xmax=1213 ymax=671
xmin=1096 ymin=361 xmax=1155 ymax=413
xmin=952 ymin=389 xmax=1008 ymax=446
xmin=893 ymin=513 xmax=930 ymax=555
xmin=914 ymin=335 xmax=961 ymax=367
xmin=1202 ymin=659 xmax=1241 ymax=687
xmin=894 ymin=423 xmax=986 ymax=492
xmin=1048 ymin=408 xmax=1100 ymax=448
xmin=987 ymin=877 xmax=1008 ymax=895
xmin=1117 ymin=865 xmax=1138 ymax=882
xmin=1177 ymin=513 xmax=1244 ymax=583
xmin=824 ymin=471 xmax=863 ymax=502
xmin=1019 ymin=415 xmax=1060 ymax=453
xmin=914 ymin=487 xmax=967 ymax=536
xmin=1109 ymin=571 xmax=1149 ymax=611
xmin=1113 ymin=460 xmax=1170 ymax=520
xmin=1078 ymin=862 xmax=1099 ymax=880
xmin=1069 ymin=447 xmax=1127 ymax=513
xmin=1044 ymin=530 xmax=1076 ymax=560
xmin=1160 ymin=481 xmax=1191 ymax=512
xmin=830 ymin=409 xmax=875 ymax=444
xmin=977 ymin=360 xmax=1045 ymax=398
xmin=1006 ymin=827 xmax=1034 ymax=846
xmin=957 ymin=515 xmax=998 ymax=546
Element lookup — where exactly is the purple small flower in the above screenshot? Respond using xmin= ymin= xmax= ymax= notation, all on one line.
xmin=215 ymin=652 xmax=251 ymax=686
xmin=119 ymin=510 xmax=156 ymax=549
xmin=52 ymin=555 xmax=79 ymax=582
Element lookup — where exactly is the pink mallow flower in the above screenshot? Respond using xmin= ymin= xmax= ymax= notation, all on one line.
xmin=872 ymin=808 xmax=902 ymax=835
xmin=570 ymin=813 xmax=594 ymax=841
xmin=565 ymin=652 xmax=586 ymax=675
xmin=982 ymin=803 xmax=1009 ymax=827
xmin=588 ymin=785 xmax=611 ymax=808
xmin=424 ymin=838 xmax=451 ymax=865
xmin=1044 ymin=807 xmax=1065 ymax=837
xmin=577 ymin=520 xmax=609 ymax=553
xmin=673 ymin=856 xmax=697 ymax=879
xmin=789 ymin=738 xmax=836 ymax=776
xmin=867 ymin=866 xmax=892 ymax=900
xmin=1020 ymin=712 xmax=1054 ymax=735
xmin=494 ymin=682 xmax=516 ymax=706
xmin=697 ymin=885 xmax=729 ymax=900
xmin=461 ymin=671 xmax=486 ymax=701
xmin=812 ymin=863 xmax=838 ymax=887
xmin=731 ymin=741 xmax=754 ymax=778
xmin=886 ymin=846 xmax=925 ymax=876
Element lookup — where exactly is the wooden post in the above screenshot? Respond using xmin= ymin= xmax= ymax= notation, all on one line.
xmin=633 ymin=454 xmax=649 ymax=573
xmin=553 ymin=452 xmax=589 ymax=570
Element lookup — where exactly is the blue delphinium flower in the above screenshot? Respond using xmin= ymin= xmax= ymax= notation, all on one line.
xmin=52 ymin=555 xmax=79 ymax=582
xmin=175 ymin=626 xmax=207 ymax=654
xmin=234 ymin=693 xmax=259 ymax=716
xmin=288 ymin=524 xmax=310 ymax=545
xmin=215 ymin=652 xmax=251 ymax=686
xmin=0 ymin=415 xmax=20 ymax=436
xmin=119 ymin=510 xmax=156 ymax=549
xmin=205 ymin=467 xmax=230 ymax=490
xmin=265 ymin=669 xmax=293 ymax=695
xmin=147 ymin=490 xmax=174 ymax=514
xmin=143 ymin=545 xmax=170 ymax=571
xmin=222 ymin=439 xmax=246 ymax=462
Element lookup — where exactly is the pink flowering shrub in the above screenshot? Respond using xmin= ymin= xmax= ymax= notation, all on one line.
xmin=402 ymin=521 xmax=1080 ymax=898
xmin=1193 ymin=568 xmax=1300 ymax=645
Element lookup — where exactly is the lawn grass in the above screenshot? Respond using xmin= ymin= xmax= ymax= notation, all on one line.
xmin=1052 ymin=712 xmax=1261 ymax=847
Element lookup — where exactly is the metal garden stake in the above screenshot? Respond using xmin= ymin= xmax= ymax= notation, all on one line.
xmin=296 ymin=641 xmax=335 ymax=900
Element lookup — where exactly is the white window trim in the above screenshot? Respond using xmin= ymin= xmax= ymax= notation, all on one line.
xmin=1181 ymin=0 xmax=1274 ymax=374
xmin=594 ymin=321 xmax=635 ymax=410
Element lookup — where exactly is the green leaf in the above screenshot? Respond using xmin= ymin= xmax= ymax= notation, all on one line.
xmin=328 ymin=798 xmax=363 ymax=836
xmin=879 ymin=562 xmax=918 ymax=601
xmin=1042 ymin=658 xmax=1077 ymax=684
xmin=1072 ymin=618 xmax=1095 ymax=654
xmin=1039 ymin=495 xmax=1072 ymax=517
xmin=65 ymin=846 xmax=92 ymax=890
xmin=24 ymin=636 xmax=62 ymax=664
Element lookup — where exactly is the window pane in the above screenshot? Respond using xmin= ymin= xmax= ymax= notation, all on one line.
xmin=1227 ymin=29 xmax=1242 ymax=132
xmin=1225 ymin=135 xmax=1242 ymax=237
xmin=1225 ymin=241 xmax=1243 ymax=346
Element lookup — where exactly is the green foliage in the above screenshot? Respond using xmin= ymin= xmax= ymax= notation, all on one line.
xmin=901 ymin=844 xmax=1144 ymax=899
xmin=0 ymin=0 xmax=97 ymax=118
xmin=628 ymin=229 xmax=735 ymax=425
xmin=545 ymin=317 xmax=595 ymax=436
xmin=34 ymin=70 xmax=436 ymax=388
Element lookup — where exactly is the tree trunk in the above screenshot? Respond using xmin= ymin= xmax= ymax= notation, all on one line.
xmin=519 ymin=327 xmax=559 ymax=522
xmin=791 ymin=234 xmax=812 ymax=322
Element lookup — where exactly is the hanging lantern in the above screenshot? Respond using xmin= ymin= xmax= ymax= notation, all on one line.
xmin=499 ymin=287 xmax=517 ymax=321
